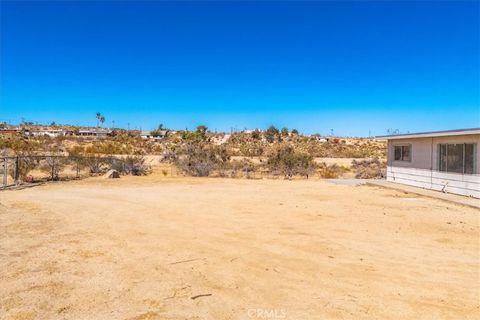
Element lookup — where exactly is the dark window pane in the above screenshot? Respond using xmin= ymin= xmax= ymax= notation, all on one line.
xmin=394 ymin=146 xmax=402 ymax=160
xmin=447 ymin=144 xmax=464 ymax=173
xmin=439 ymin=144 xmax=447 ymax=172
xmin=402 ymin=146 xmax=411 ymax=161
xmin=464 ymin=144 xmax=474 ymax=174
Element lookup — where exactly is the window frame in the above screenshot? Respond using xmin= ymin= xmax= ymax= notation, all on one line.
xmin=393 ymin=144 xmax=412 ymax=162
xmin=438 ymin=143 xmax=477 ymax=174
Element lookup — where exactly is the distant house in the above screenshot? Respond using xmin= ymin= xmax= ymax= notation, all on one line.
xmin=140 ymin=130 xmax=167 ymax=141
xmin=377 ymin=128 xmax=479 ymax=198
xmin=29 ymin=129 xmax=66 ymax=138
xmin=0 ymin=128 xmax=20 ymax=136
xmin=310 ymin=134 xmax=329 ymax=142
xmin=78 ymin=129 xmax=111 ymax=138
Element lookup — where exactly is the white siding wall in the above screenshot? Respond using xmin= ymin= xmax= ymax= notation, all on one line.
xmin=386 ymin=166 xmax=480 ymax=198
xmin=386 ymin=134 xmax=480 ymax=198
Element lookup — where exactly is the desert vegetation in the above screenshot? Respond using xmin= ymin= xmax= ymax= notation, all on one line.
xmin=351 ymin=158 xmax=387 ymax=179
xmin=1 ymin=123 xmax=386 ymax=183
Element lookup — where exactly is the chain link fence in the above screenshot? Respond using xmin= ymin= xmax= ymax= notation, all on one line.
xmin=1 ymin=155 xmax=150 ymax=189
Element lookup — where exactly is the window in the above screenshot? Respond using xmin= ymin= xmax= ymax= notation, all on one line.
xmin=394 ymin=145 xmax=411 ymax=161
xmin=438 ymin=143 xmax=476 ymax=174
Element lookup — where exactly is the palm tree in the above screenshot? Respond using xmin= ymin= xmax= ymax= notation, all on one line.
xmin=96 ymin=112 xmax=101 ymax=128
xmin=95 ymin=112 xmax=105 ymax=140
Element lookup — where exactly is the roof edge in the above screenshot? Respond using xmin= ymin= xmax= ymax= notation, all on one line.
xmin=375 ymin=128 xmax=480 ymax=140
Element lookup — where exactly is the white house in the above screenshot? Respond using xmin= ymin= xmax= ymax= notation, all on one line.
xmin=78 ymin=129 xmax=111 ymax=138
xmin=29 ymin=129 xmax=66 ymax=138
xmin=140 ymin=130 xmax=167 ymax=141
xmin=377 ymin=128 xmax=479 ymax=198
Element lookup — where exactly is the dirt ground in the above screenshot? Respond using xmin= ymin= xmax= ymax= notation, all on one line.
xmin=0 ymin=174 xmax=478 ymax=319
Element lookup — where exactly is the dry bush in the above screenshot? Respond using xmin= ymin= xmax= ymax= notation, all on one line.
xmin=109 ymin=155 xmax=151 ymax=176
xmin=8 ymin=155 xmax=40 ymax=181
xmin=351 ymin=159 xmax=386 ymax=179
xmin=39 ymin=156 xmax=67 ymax=181
xmin=82 ymin=156 xmax=108 ymax=174
xmin=318 ymin=163 xmax=349 ymax=179
xmin=229 ymin=158 xmax=257 ymax=178
xmin=266 ymin=145 xmax=316 ymax=179
xmin=160 ymin=149 xmax=177 ymax=163
xmin=174 ymin=142 xmax=232 ymax=177
xmin=175 ymin=143 xmax=220 ymax=177
xmin=124 ymin=155 xmax=151 ymax=176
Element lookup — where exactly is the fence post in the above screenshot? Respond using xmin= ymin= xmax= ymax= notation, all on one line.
xmin=14 ymin=156 xmax=19 ymax=185
xmin=2 ymin=157 xmax=7 ymax=188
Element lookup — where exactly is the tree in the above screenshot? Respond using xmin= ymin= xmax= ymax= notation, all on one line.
xmin=291 ymin=129 xmax=299 ymax=135
xmin=96 ymin=112 xmax=101 ymax=127
xmin=251 ymin=129 xmax=261 ymax=140
xmin=196 ymin=125 xmax=208 ymax=136
xmin=281 ymin=127 xmax=289 ymax=137
xmin=265 ymin=125 xmax=279 ymax=143
xmin=96 ymin=112 xmax=105 ymax=128
xmin=151 ymin=124 xmax=168 ymax=138
xmin=181 ymin=125 xmax=208 ymax=142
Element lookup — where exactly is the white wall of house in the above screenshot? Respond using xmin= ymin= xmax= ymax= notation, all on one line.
xmin=30 ymin=130 xmax=66 ymax=138
xmin=386 ymin=134 xmax=480 ymax=198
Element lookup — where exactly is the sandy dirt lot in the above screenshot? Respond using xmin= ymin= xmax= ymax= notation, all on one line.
xmin=0 ymin=175 xmax=478 ymax=319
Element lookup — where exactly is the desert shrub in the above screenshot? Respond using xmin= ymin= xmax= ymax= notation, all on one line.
xmin=229 ymin=158 xmax=257 ymax=178
xmin=1 ymin=136 xmax=41 ymax=155
xmin=109 ymin=155 xmax=151 ymax=176
xmin=67 ymin=146 xmax=88 ymax=177
xmin=266 ymin=145 xmax=316 ymax=179
xmin=76 ymin=144 xmax=124 ymax=175
xmin=40 ymin=156 xmax=67 ymax=180
xmin=264 ymin=126 xmax=280 ymax=143
xmin=318 ymin=164 xmax=339 ymax=179
xmin=251 ymin=129 xmax=261 ymax=140
xmin=175 ymin=142 xmax=228 ymax=177
xmin=84 ymin=155 xmax=108 ymax=174
xmin=351 ymin=159 xmax=386 ymax=179
xmin=160 ymin=149 xmax=177 ymax=163
xmin=8 ymin=156 xmax=40 ymax=181
xmin=181 ymin=125 xmax=209 ymax=142
xmin=239 ymin=158 xmax=256 ymax=178
xmin=126 ymin=155 xmax=151 ymax=176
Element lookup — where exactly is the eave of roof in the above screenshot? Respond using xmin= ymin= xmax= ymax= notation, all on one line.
xmin=375 ymin=128 xmax=480 ymax=140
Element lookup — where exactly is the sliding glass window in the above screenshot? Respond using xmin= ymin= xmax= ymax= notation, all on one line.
xmin=438 ymin=143 xmax=476 ymax=174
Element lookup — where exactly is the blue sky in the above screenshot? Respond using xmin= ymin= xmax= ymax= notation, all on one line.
xmin=0 ymin=1 xmax=479 ymax=136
